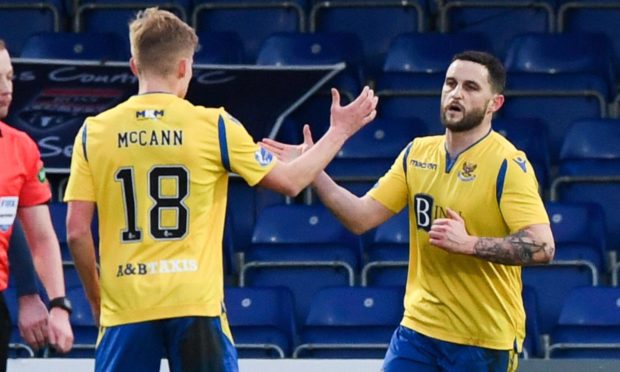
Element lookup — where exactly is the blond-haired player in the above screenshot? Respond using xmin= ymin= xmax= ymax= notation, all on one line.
xmin=64 ymin=7 xmax=377 ymax=372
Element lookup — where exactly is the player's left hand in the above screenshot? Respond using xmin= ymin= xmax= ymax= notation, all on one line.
xmin=48 ymin=307 xmax=74 ymax=353
xmin=260 ymin=124 xmax=314 ymax=163
xmin=428 ymin=208 xmax=476 ymax=255
xmin=329 ymin=86 xmax=378 ymax=139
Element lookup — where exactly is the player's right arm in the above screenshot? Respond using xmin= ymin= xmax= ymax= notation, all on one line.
xmin=311 ymin=172 xmax=394 ymax=234
xmin=65 ymin=201 xmax=100 ymax=326
xmin=64 ymin=123 xmax=101 ymax=326
xmin=258 ymin=87 xmax=378 ymax=197
xmin=261 ymin=125 xmax=406 ymax=235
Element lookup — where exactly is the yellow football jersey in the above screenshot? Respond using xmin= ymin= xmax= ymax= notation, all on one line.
xmin=64 ymin=93 xmax=276 ymax=326
xmin=368 ymin=130 xmax=549 ymax=351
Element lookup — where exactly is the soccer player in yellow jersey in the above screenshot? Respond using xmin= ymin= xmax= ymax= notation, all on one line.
xmin=63 ymin=8 xmax=378 ymax=372
xmin=262 ymin=51 xmax=555 ymax=371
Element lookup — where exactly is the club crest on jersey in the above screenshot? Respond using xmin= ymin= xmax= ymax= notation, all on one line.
xmin=513 ymin=156 xmax=528 ymax=173
xmin=457 ymin=161 xmax=477 ymax=182
xmin=255 ymin=146 xmax=274 ymax=167
xmin=136 ymin=109 xmax=164 ymax=120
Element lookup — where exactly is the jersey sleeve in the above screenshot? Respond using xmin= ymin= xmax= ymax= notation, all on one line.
xmin=217 ymin=110 xmax=277 ymax=186
xmin=64 ymin=122 xmax=96 ymax=202
xmin=18 ymin=133 xmax=51 ymax=207
xmin=499 ymin=151 xmax=549 ymax=232
xmin=366 ymin=144 xmax=410 ymax=213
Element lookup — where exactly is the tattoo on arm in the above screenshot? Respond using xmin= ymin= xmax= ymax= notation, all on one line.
xmin=473 ymin=229 xmax=554 ymax=266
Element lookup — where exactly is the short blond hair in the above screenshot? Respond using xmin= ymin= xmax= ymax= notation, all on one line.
xmin=0 ymin=40 xmax=6 ymax=51
xmin=129 ymin=7 xmax=198 ymax=76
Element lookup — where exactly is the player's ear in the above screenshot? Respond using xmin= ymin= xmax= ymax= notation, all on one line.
xmin=177 ymin=58 xmax=190 ymax=79
xmin=129 ymin=57 xmax=139 ymax=76
xmin=488 ymin=94 xmax=504 ymax=114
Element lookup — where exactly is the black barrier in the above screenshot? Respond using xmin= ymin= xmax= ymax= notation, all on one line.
xmin=8 ymin=59 xmax=344 ymax=172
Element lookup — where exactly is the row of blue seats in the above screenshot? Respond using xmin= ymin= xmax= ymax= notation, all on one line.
xmin=6 ymin=284 xmax=620 ymax=359
xmin=45 ymin=189 xmax=617 ymax=286
xmin=44 ymin=192 xmax=617 ymax=341
xmin=3 ymin=0 xmax=620 ymax=75
xmin=50 ymin=243 xmax=604 ymax=341
xmin=13 ymin=29 xmax=620 ymax=92
xmin=13 ymin=29 xmax=620 ymax=171
xmin=228 ymin=284 xmax=620 ymax=360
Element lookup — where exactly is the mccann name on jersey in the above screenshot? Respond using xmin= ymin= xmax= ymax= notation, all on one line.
xmin=117 ymin=129 xmax=183 ymax=148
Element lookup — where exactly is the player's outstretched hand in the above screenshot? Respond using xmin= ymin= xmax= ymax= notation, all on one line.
xmin=329 ymin=86 xmax=378 ymax=138
xmin=260 ymin=124 xmax=314 ymax=163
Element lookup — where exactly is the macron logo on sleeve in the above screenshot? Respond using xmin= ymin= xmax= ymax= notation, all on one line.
xmin=513 ymin=157 xmax=528 ymax=173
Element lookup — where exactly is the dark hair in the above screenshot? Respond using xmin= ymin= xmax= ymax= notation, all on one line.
xmin=452 ymin=51 xmax=506 ymax=94
xmin=0 ymin=39 xmax=5 ymax=51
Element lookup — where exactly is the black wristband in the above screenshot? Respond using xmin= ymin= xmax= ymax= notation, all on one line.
xmin=49 ymin=296 xmax=73 ymax=315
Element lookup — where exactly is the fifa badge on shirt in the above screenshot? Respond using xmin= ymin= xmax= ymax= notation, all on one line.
xmin=0 ymin=196 xmax=19 ymax=232
xmin=457 ymin=162 xmax=477 ymax=182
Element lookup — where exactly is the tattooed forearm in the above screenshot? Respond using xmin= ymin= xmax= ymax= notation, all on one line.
xmin=473 ymin=229 xmax=555 ymax=265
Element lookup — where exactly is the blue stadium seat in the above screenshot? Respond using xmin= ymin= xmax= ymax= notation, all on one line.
xmin=547 ymin=286 xmax=620 ymax=359
xmin=256 ymin=31 xmax=365 ymax=151
xmin=383 ymin=32 xmax=493 ymax=74
xmin=552 ymin=119 xmax=620 ymax=275
xmin=50 ymin=201 xmax=99 ymax=264
xmin=362 ymin=208 xmax=409 ymax=287
xmin=493 ymin=117 xmax=551 ymax=190
xmin=376 ymin=32 xmax=494 ymax=134
xmin=504 ymin=32 xmax=616 ymax=98
xmin=192 ymin=0 xmax=306 ymax=63
xmin=49 ymin=202 xmax=72 ymax=262
xmin=194 ymin=31 xmax=244 ymax=64
xmin=558 ymin=0 xmax=620 ymax=79
xmin=294 ymin=286 xmax=404 ymax=358
xmin=522 ymin=285 xmax=541 ymax=358
xmin=20 ymin=32 xmax=127 ymax=61
xmin=557 ymin=119 xmax=620 ymax=175
xmin=500 ymin=73 xmax=608 ymax=163
xmin=522 ymin=264 xmax=598 ymax=336
xmin=240 ymin=204 xmax=360 ymax=324
xmin=0 ymin=1 xmax=62 ymax=56
xmin=256 ymin=32 xmax=365 ymax=94
xmin=375 ymin=73 xmax=445 ymax=134
xmin=546 ymin=201 xmax=608 ymax=277
xmin=439 ymin=0 xmax=554 ymax=58
xmin=226 ymin=179 xmax=286 ymax=254
xmin=63 ymin=262 xmax=83 ymax=290
xmin=310 ymin=0 xmax=425 ymax=77
xmin=225 ymin=286 xmax=297 ymax=358
xmin=74 ymin=0 xmax=191 ymax=57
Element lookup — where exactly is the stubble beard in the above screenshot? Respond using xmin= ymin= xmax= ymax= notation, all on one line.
xmin=440 ymin=103 xmax=488 ymax=133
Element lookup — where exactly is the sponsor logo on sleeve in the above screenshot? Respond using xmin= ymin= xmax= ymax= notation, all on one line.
xmin=255 ymin=146 xmax=274 ymax=167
